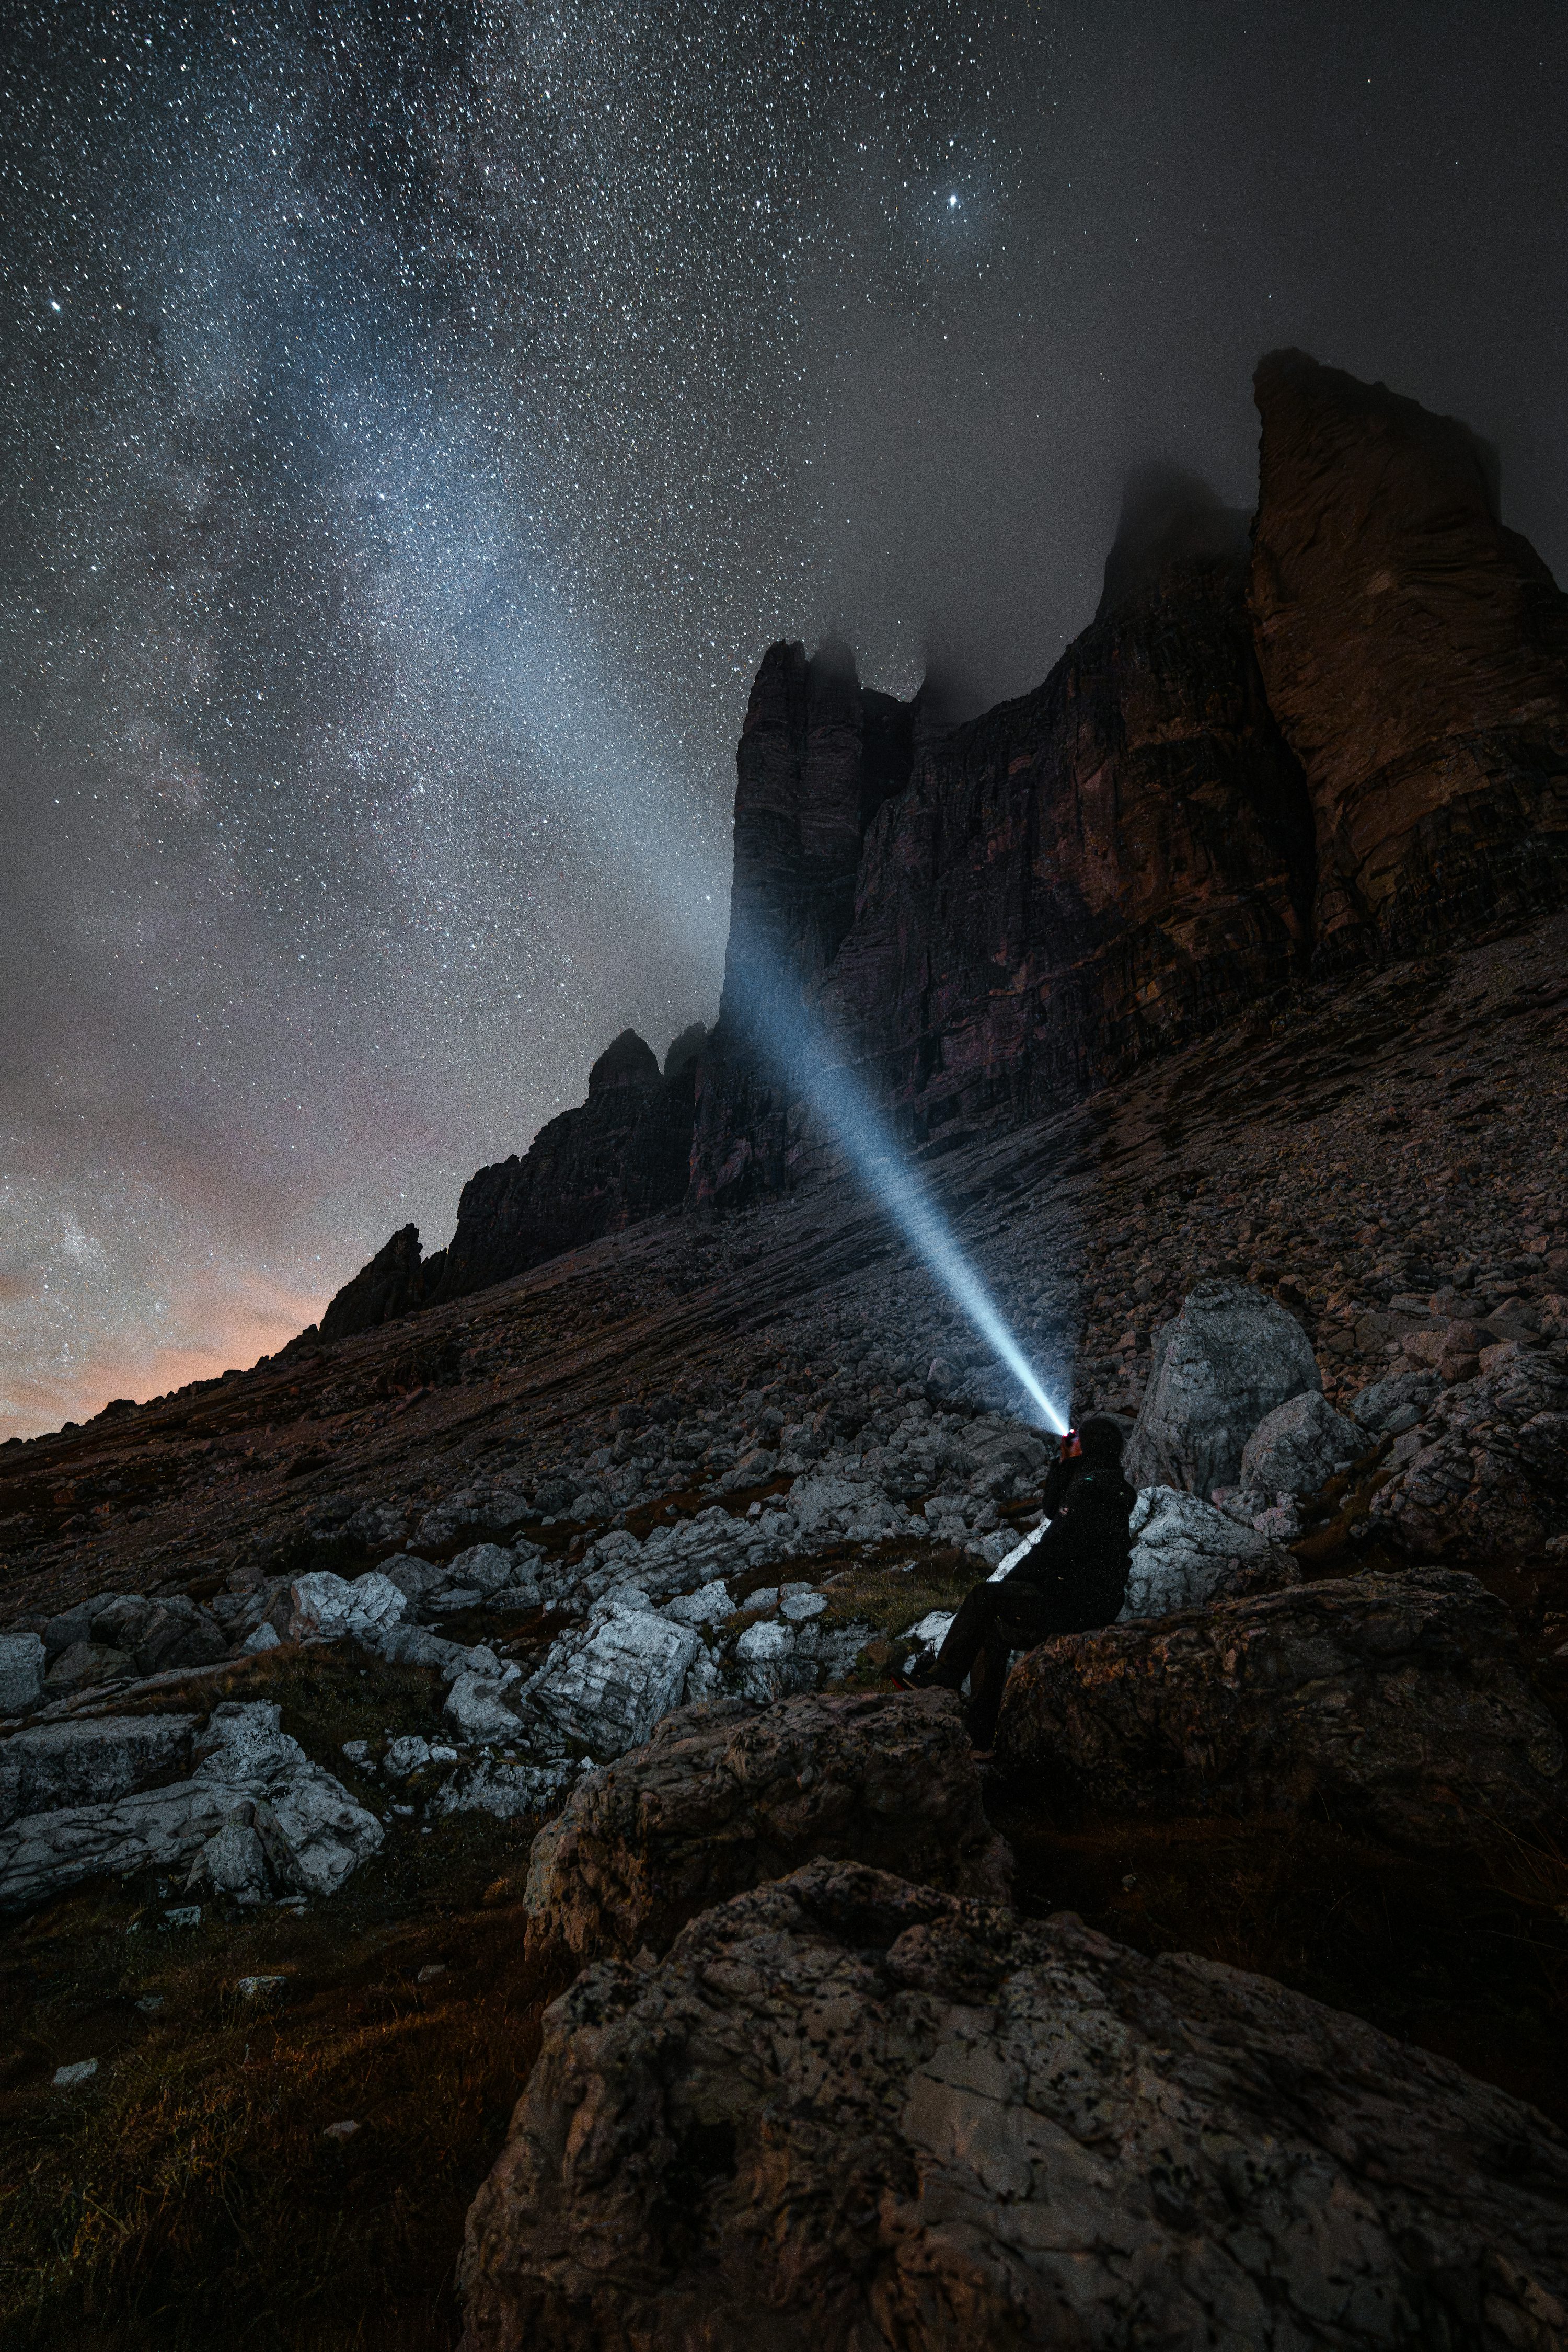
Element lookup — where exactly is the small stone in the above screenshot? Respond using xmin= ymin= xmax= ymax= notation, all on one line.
xmin=136 ymin=1994 xmax=164 ymax=2012
xmin=52 ymin=2058 xmax=98 ymax=2088
xmin=417 ymin=1962 xmax=447 ymax=1984
xmin=385 ymin=1734 xmax=432 ymax=1775
xmin=235 ymin=1975 xmax=286 ymax=2001
xmin=242 ymin=1623 xmax=281 ymax=1653
xmin=159 ymin=1905 xmax=202 ymax=1930
xmin=323 ymin=2119 xmax=360 ymax=2138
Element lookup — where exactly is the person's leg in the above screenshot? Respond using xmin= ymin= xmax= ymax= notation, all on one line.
xmin=966 ymin=1592 xmax=1079 ymax=1747
xmin=964 ymin=1635 xmax=1013 ymax=1749
xmin=930 ymin=1582 xmax=1002 ymax=1693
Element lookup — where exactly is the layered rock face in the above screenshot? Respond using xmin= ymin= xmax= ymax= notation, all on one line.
xmin=1250 ymin=348 xmax=1568 ymax=960
xmin=318 ymin=1025 xmax=704 ymax=1338
xmin=693 ymin=472 xmax=1316 ymax=1203
xmin=816 ymin=515 xmax=1316 ymax=1151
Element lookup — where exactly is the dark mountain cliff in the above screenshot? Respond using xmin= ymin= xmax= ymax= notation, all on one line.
xmin=693 ymin=353 xmax=1568 ymax=1208
xmin=316 ymin=1025 xmax=704 ymax=1341
xmin=315 ymin=348 xmax=1568 ymax=1327
xmin=1248 ymin=348 xmax=1568 ymax=960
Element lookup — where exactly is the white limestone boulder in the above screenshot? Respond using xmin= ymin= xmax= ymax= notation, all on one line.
xmin=522 ymin=1604 xmax=701 ymax=1759
xmin=1240 ymin=1389 xmax=1366 ymax=1495
xmin=1126 ymin=1278 xmax=1321 ymax=1497
xmin=1123 ymin=1486 xmax=1294 ymax=1621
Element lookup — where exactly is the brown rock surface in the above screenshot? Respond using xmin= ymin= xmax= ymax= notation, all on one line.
xmin=522 ymin=1688 xmax=1010 ymax=1964
xmin=458 ymin=1856 xmax=1568 ymax=2352
xmin=813 ymin=483 xmax=1315 ymax=1152
xmin=994 ymin=1569 xmax=1564 ymax=1847
xmin=1250 ymin=348 xmax=1568 ymax=961
xmin=1369 ymin=1345 xmax=1568 ymax=1559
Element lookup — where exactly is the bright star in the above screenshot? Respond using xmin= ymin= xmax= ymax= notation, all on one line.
xmin=948 ymin=193 xmax=960 ymax=210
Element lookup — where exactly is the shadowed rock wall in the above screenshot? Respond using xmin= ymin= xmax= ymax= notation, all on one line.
xmin=692 ymin=354 xmax=1568 ymax=1207
xmin=1249 ymin=348 xmax=1568 ymax=961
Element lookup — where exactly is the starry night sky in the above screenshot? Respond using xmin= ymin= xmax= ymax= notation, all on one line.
xmin=2 ymin=1 xmax=1565 ymax=1436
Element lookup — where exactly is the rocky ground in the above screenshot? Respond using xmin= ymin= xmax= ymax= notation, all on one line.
xmin=1 ymin=906 xmax=1566 ymax=2349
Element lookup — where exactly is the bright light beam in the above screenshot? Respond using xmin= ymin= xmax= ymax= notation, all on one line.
xmin=807 ymin=1052 xmax=1069 ymax=1433
xmin=729 ymin=960 xmax=1070 ymax=1433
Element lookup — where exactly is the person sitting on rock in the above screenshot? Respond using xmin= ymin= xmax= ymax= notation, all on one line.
xmin=919 ymin=1414 xmax=1136 ymax=1750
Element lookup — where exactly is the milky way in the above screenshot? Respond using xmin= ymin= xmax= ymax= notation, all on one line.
xmin=2 ymin=1 xmax=1564 ymax=1435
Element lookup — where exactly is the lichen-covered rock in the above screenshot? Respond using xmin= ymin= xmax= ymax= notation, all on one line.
xmin=458 ymin=1857 xmax=1568 ymax=2352
xmin=0 ymin=1632 xmax=45 ymax=1715
xmin=523 ymin=1690 xmax=1010 ymax=1964
xmin=1239 ymin=1387 xmax=1365 ymax=1494
xmin=1369 ymin=1345 xmax=1568 ymax=1558
xmin=521 ymin=1602 xmax=702 ymax=1760
xmin=996 ymin=1569 xmax=1563 ymax=1848
xmin=1125 ymin=1279 xmax=1321 ymax=1498
xmin=1122 ymin=1485 xmax=1293 ymax=1620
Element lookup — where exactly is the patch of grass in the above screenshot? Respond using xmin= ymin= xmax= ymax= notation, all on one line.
xmin=0 ymin=1814 xmax=568 ymax=2351
xmin=817 ymin=1546 xmax=983 ymax=1642
xmin=991 ymin=1797 xmax=1568 ymax=2127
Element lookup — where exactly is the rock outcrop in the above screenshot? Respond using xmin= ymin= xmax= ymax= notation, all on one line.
xmin=318 ymin=1024 xmax=705 ymax=1339
xmin=522 ymin=1689 xmax=1010 ymax=1963
xmin=319 ymin=1223 xmax=443 ymax=1341
xmin=1369 ymin=1342 xmax=1568 ymax=1558
xmin=691 ymin=639 xmax=914 ymax=1204
xmin=458 ymin=1856 xmax=1568 ymax=2352
xmin=995 ymin=1569 xmax=1565 ymax=1847
xmin=1250 ymin=347 xmax=1568 ymax=962
xmin=0 ymin=1700 xmax=383 ymax=1913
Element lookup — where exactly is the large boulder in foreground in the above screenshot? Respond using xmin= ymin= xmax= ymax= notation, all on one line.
xmin=995 ymin=1569 xmax=1563 ymax=1849
xmin=458 ymin=1857 xmax=1568 ymax=2352
xmin=524 ymin=1690 xmax=1010 ymax=1963
xmin=1125 ymin=1278 xmax=1320 ymax=1498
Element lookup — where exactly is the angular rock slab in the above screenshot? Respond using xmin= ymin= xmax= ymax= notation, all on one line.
xmin=0 ymin=1632 xmax=46 ymax=1715
xmin=0 ymin=1700 xmax=382 ymax=1913
xmin=1239 ymin=1387 xmax=1364 ymax=1495
xmin=1125 ymin=1278 xmax=1320 ymax=1499
xmin=281 ymin=1569 xmax=408 ymax=1645
xmin=0 ymin=1712 xmax=197 ymax=1829
xmin=458 ymin=1858 xmax=1568 ymax=2352
xmin=1122 ymin=1485 xmax=1294 ymax=1620
xmin=996 ymin=1569 xmax=1564 ymax=1848
xmin=521 ymin=1605 xmax=701 ymax=1760
xmin=523 ymin=1689 xmax=1011 ymax=1964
